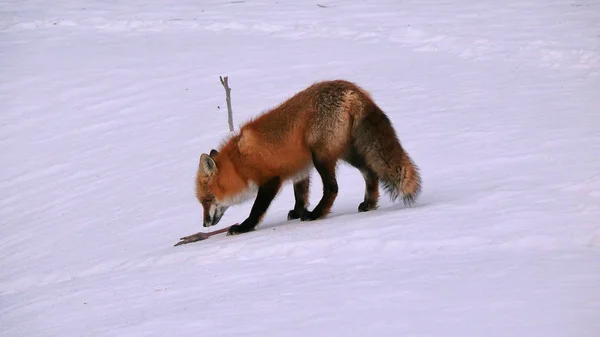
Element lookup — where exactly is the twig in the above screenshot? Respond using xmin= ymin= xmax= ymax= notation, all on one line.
xmin=219 ymin=76 xmax=234 ymax=132
xmin=174 ymin=226 xmax=232 ymax=246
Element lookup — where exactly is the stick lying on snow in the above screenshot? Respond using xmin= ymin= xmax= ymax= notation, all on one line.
xmin=174 ymin=226 xmax=232 ymax=246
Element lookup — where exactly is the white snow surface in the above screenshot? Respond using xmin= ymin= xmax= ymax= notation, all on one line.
xmin=1 ymin=0 xmax=600 ymax=336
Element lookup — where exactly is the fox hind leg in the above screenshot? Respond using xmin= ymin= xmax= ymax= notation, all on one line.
xmin=301 ymin=153 xmax=338 ymax=221
xmin=357 ymin=169 xmax=379 ymax=212
xmin=344 ymin=146 xmax=380 ymax=212
xmin=288 ymin=177 xmax=310 ymax=220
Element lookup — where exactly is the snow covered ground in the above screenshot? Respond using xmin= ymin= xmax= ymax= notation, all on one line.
xmin=1 ymin=0 xmax=599 ymax=336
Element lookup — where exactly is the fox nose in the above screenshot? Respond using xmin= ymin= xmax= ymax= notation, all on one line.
xmin=203 ymin=217 xmax=215 ymax=227
xmin=203 ymin=215 xmax=219 ymax=227
xmin=203 ymin=214 xmax=214 ymax=227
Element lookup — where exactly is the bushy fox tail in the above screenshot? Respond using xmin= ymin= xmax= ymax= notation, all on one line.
xmin=353 ymin=103 xmax=422 ymax=206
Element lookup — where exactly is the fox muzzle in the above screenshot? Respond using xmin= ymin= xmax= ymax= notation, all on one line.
xmin=203 ymin=204 xmax=229 ymax=227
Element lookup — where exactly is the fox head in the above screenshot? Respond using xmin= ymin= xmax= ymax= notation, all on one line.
xmin=195 ymin=149 xmax=230 ymax=227
xmin=196 ymin=148 xmax=259 ymax=227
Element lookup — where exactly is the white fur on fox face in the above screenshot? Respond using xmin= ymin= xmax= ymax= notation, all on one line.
xmin=209 ymin=204 xmax=217 ymax=219
xmin=204 ymin=202 xmax=228 ymax=227
xmin=220 ymin=181 xmax=259 ymax=206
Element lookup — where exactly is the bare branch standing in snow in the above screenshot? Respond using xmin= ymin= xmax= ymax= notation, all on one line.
xmin=219 ymin=76 xmax=234 ymax=132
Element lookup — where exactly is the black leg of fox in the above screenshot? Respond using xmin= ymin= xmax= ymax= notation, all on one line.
xmin=357 ymin=169 xmax=379 ymax=212
xmin=228 ymin=177 xmax=282 ymax=235
xmin=343 ymin=145 xmax=379 ymax=212
xmin=288 ymin=177 xmax=310 ymax=220
xmin=301 ymin=153 xmax=338 ymax=221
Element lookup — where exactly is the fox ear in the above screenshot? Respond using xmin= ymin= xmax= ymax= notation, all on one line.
xmin=199 ymin=153 xmax=218 ymax=176
xmin=209 ymin=149 xmax=219 ymax=158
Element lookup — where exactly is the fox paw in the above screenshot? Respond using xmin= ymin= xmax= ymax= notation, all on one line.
xmin=358 ymin=201 xmax=378 ymax=212
xmin=300 ymin=209 xmax=318 ymax=221
xmin=227 ymin=224 xmax=254 ymax=236
xmin=287 ymin=208 xmax=308 ymax=220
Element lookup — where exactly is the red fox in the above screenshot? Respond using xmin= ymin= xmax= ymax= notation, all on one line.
xmin=196 ymin=79 xmax=421 ymax=235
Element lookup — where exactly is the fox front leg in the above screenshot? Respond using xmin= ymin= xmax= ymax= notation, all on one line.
xmin=227 ymin=177 xmax=282 ymax=235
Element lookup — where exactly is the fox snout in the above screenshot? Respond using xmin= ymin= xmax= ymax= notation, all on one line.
xmin=203 ymin=204 xmax=229 ymax=227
